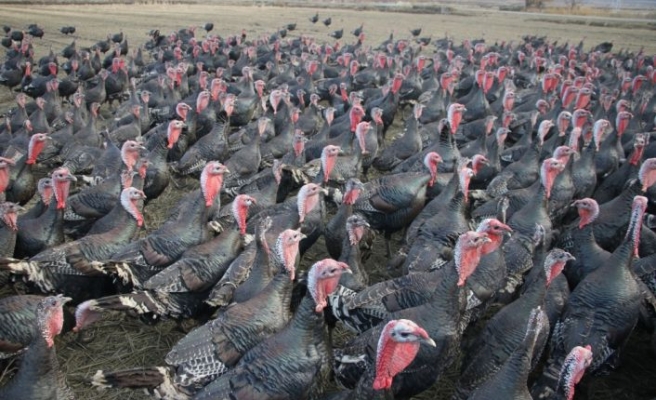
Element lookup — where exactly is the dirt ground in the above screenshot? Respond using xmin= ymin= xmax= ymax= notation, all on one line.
xmin=1 ymin=3 xmax=656 ymax=400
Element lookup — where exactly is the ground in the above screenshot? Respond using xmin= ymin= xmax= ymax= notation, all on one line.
xmin=1 ymin=2 xmax=656 ymax=399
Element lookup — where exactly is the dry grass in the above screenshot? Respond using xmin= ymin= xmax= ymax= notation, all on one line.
xmin=537 ymin=5 xmax=656 ymax=19
xmin=1 ymin=2 xmax=656 ymax=400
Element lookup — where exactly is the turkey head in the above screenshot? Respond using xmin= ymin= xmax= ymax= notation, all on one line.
xmin=201 ymin=161 xmax=229 ymax=208
xmin=37 ymin=295 xmax=72 ymax=348
xmin=308 ymin=258 xmax=351 ymax=313
xmin=26 ymin=133 xmax=49 ymax=165
xmin=543 ymin=249 xmax=575 ymax=286
xmin=558 ymin=345 xmax=593 ymax=400
xmin=274 ymin=228 xmax=306 ymax=281
xmin=454 ymin=231 xmax=491 ymax=287
xmin=373 ymin=319 xmax=436 ymax=391
xmin=52 ymin=167 xmax=76 ymax=210
xmin=297 ymin=183 xmax=328 ymax=223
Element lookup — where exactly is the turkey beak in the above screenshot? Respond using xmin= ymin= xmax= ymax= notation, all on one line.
xmin=565 ymin=253 xmax=576 ymax=262
xmin=300 ymin=232 xmax=308 ymax=240
xmin=59 ymin=296 xmax=73 ymax=305
xmin=421 ymin=337 xmax=437 ymax=347
xmin=67 ymin=174 xmax=78 ymax=182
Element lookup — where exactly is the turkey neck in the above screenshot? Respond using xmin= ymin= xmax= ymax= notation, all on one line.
xmin=573 ymin=142 xmax=596 ymax=177
xmin=598 ymin=206 xmax=642 ymax=282
xmin=487 ymin=133 xmax=504 ymax=168
xmin=486 ymin=321 xmax=540 ymax=397
xmin=145 ymin=128 xmax=171 ymax=160
xmin=409 ymin=262 xmax=467 ymax=323
xmin=185 ymin=188 xmax=220 ymax=228
xmin=509 ymin=181 xmax=550 ymax=241
xmin=446 ymin=189 xmax=469 ymax=216
xmin=101 ymin=199 xmax=142 ymax=242
xmin=338 ymin=235 xmax=366 ymax=290
xmin=291 ymin=293 xmax=327 ymax=340
xmin=260 ymin=268 xmax=294 ymax=313
xmin=518 ymin=268 xmax=550 ymax=309
xmin=0 ymin=219 xmax=18 ymax=257
xmin=20 ymin=198 xmax=65 ymax=241
xmin=436 ymin=126 xmax=459 ymax=173
xmin=232 ymin=236 xmax=279 ymax=302
xmin=326 ymin=202 xmax=353 ymax=246
xmin=613 ymin=179 xmax=644 ymax=209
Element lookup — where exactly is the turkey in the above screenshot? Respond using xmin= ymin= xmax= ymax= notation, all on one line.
xmin=593 ymin=131 xmax=646 ymax=205
xmin=0 ymin=201 xmax=22 ymax=258
xmin=221 ymin=118 xmax=267 ymax=191
xmin=204 ymin=216 xmax=275 ymax=309
xmin=101 ymin=162 xmax=227 ymax=289
xmin=15 ymin=167 xmax=76 ymax=258
xmin=141 ymin=119 xmax=185 ymax=202
xmin=0 ymin=294 xmax=74 ymax=359
xmin=193 ymin=259 xmax=351 ymax=400
xmin=333 ymin=231 xmax=490 ymax=398
xmin=467 ymin=307 xmax=548 ymax=400
xmin=372 ymin=103 xmax=424 ymax=172
xmin=0 ymin=295 xmax=74 ymax=400
xmin=309 ymin=12 xmax=319 ymax=23
xmin=322 ymin=319 xmax=436 ymax=400
xmin=216 ymin=182 xmax=328 ymax=309
xmin=505 ymin=157 xmax=566 ymax=250
xmin=400 ymin=165 xmax=475 ymax=274
xmin=557 ymin=198 xmax=610 ymax=288
xmin=74 ymin=194 xmax=256 ymax=325
xmin=62 ymin=140 xmax=145 ymax=233
xmin=574 ymin=158 xmax=656 ymax=254
xmin=352 ymin=151 xmax=441 ymax=255
xmin=553 ymin=345 xmax=593 ymax=400
xmin=4 ymin=130 xmax=49 ymax=206
xmin=171 ymin=102 xmax=232 ymax=176
xmin=17 ymin=177 xmax=52 ymax=222
xmin=85 ymin=229 xmax=303 ymax=399
xmin=454 ymin=249 xmax=573 ymax=399
xmin=532 ymin=195 xmax=649 ymax=399
xmin=314 ymin=135 xmax=367 ymax=186
xmin=324 ymin=178 xmax=364 ymax=260
xmin=0 ymin=187 xmax=146 ymax=301
xmin=486 ymin=119 xmax=552 ymax=198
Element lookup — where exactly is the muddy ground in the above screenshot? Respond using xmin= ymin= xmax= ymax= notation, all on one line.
xmin=0 ymin=3 xmax=656 ymax=399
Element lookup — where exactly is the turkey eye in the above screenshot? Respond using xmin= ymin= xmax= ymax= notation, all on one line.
xmin=400 ymin=332 xmax=409 ymax=338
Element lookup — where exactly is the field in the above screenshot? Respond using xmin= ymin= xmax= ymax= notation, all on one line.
xmin=1 ymin=2 xmax=656 ymax=400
